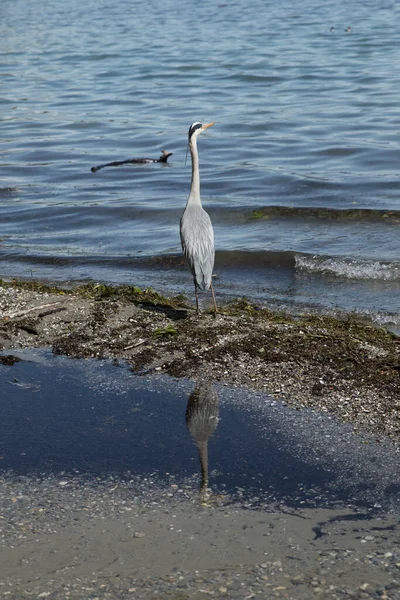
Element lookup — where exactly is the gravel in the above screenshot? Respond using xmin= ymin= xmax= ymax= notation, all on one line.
xmin=0 ymin=474 xmax=399 ymax=600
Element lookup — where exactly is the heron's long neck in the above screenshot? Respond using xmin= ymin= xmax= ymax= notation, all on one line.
xmin=188 ymin=137 xmax=201 ymax=205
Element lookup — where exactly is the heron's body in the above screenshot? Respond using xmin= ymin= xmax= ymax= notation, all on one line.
xmin=180 ymin=203 xmax=214 ymax=291
xmin=180 ymin=122 xmax=217 ymax=314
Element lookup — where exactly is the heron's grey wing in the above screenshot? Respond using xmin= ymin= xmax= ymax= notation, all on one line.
xmin=180 ymin=207 xmax=215 ymax=290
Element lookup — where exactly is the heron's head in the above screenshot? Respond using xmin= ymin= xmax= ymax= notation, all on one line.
xmin=188 ymin=121 xmax=215 ymax=142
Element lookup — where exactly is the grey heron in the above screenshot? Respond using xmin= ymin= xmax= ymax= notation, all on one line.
xmin=180 ymin=122 xmax=217 ymax=315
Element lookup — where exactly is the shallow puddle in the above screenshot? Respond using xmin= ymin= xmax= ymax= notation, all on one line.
xmin=1 ymin=348 xmax=399 ymax=513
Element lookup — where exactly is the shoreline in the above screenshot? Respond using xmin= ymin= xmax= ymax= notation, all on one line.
xmin=1 ymin=473 xmax=399 ymax=600
xmin=1 ymin=278 xmax=399 ymax=443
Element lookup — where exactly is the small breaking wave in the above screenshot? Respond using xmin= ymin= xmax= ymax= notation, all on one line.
xmin=295 ymin=254 xmax=400 ymax=281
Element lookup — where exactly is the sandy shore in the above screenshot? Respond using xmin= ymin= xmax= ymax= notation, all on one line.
xmin=1 ymin=279 xmax=399 ymax=442
xmin=1 ymin=474 xmax=400 ymax=600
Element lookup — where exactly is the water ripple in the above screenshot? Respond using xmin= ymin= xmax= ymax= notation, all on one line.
xmin=1 ymin=0 xmax=399 ymax=321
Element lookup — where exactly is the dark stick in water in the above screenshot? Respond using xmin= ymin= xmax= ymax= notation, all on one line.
xmin=91 ymin=149 xmax=173 ymax=173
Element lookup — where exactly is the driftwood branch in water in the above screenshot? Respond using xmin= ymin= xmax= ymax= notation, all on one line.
xmin=91 ymin=149 xmax=173 ymax=173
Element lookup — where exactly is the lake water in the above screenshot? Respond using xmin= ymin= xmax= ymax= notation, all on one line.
xmin=1 ymin=0 xmax=399 ymax=328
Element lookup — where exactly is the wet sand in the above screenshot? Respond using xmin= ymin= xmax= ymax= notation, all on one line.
xmin=1 ymin=474 xmax=400 ymax=600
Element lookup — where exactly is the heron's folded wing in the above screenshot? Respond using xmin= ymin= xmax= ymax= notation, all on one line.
xmin=180 ymin=209 xmax=215 ymax=290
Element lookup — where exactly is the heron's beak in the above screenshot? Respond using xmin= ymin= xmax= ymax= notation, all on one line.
xmin=202 ymin=122 xmax=215 ymax=131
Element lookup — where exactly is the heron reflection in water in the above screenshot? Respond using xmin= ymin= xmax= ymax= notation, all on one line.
xmin=186 ymin=377 xmax=219 ymax=501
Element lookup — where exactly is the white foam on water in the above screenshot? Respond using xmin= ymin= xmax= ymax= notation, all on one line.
xmin=295 ymin=254 xmax=400 ymax=282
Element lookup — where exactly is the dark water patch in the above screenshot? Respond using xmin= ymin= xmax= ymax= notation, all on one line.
xmin=0 ymin=249 xmax=297 ymax=274
xmin=0 ymin=350 xmax=399 ymax=511
xmin=236 ymin=74 xmax=283 ymax=84
xmin=315 ymin=146 xmax=368 ymax=158
xmin=249 ymin=206 xmax=400 ymax=223
xmin=0 ymin=187 xmax=18 ymax=196
xmin=0 ymin=252 xmax=187 ymax=271
xmin=216 ymin=249 xmax=296 ymax=269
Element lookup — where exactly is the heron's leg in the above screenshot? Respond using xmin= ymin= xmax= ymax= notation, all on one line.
xmin=210 ymin=282 xmax=218 ymax=316
xmin=194 ymin=281 xmax=199 ymax=314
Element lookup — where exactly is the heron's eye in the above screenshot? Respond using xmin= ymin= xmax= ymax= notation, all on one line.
xmin=188 ymin=122 xmax=202 ymax=137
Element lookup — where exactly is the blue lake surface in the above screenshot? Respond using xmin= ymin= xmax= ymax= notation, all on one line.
xmin=0 ymin=0 xmax=399 ymax=327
